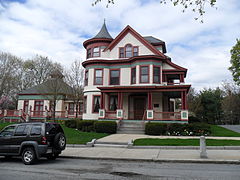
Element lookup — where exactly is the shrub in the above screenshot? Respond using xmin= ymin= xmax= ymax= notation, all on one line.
xmin=167 ymin=123 xmax=184 ymax=136
xmin=187 ymin=123 xmax=211 ymax=136
xmin=188 ymin=116 xmax=201 ymax=124
xmin=145 ymin=122 xmax=167 ymax=135
xmin=94 ymin=121 xmax=117 ymax=134
xmin=77 ymin=120 xmax=97 ymax=132
xmin=64 ymin=119 xmax=78 ymax=128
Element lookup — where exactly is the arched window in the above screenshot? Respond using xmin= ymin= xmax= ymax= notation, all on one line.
xmin=125 ymin=44 xmax=132 ymax=58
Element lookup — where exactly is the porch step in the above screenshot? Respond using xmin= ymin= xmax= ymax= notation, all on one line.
xmin=118 ymin=121 xmax=145 ymax=134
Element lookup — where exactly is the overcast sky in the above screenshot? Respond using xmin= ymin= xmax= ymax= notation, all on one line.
xmin=0 ymin=0 xmax=239 ymax=90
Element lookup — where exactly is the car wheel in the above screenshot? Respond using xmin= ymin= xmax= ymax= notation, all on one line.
xmin=46 ymin=153 xmax=59 ymax=160
xmin=54 ymin=132 xmax=66 ymax=150
xmin=22 ymin=147 xmax=36 ymax=165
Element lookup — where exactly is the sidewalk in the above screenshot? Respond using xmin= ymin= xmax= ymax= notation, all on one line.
xmin=60 ymin=146 xmax=240 ymax=164
xmin=96 ymin=134 xmax=240 ymax=144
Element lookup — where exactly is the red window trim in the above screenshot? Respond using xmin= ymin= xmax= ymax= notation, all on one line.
xmin=94 ymin=68 xmax=104 ymax=85
xmin=153 ymin=65 xmax=161 ymax=84
xmin=68 ymin=103 xmax=75 ymax=115
xmin=130 ymin=67 xmax=136 ymax=84
xmin=109 ymin=68 xmax=120 ymax=85
xmin=23 ymin=100 xmax=29 ymax=113
xmin=139 ymin=65 xmax=150 ymax=83
xmin=92 ymin=95 xmax=101 ymax=114
xmin=34 ymin=100 xmax=44 ymax=111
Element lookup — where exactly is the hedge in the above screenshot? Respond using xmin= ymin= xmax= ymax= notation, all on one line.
xmin=64 ymin=119 xmax=80 ymax=128
xmin=145 ymin=122 xmax=211 ymax=136
xmin=77 ymin=120 xmax=97 ymax=132
xmin=145 ymin=123 xmax=167 ymax=135
xmin=94 ymin=121 xmax=117 ymax=134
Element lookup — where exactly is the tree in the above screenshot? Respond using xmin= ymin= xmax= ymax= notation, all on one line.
xmin=229 ymin=39 xmax=240 ymax=85
xmin=195 ymin=88 xmax=223 ymax=124
xmin=0 ymin=52 xmax=23 ymax=109
xmin=93 ymin=0 xmax=217 ymax=21
xmin=221 ymin=82 xmax=240 ymax=124
xmin=65 ymin=60 xmax=84 ymax=118
xmin=23 ymin=55 xmax=63 ymax=86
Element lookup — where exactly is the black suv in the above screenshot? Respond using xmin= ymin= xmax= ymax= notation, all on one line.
xmin=0 ymin=122 xmax=66 ymax=165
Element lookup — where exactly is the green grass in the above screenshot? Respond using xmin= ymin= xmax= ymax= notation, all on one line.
xmin=134 ymin=138 xmax=240 ymax=146
xmin=210 ymin=125 xmax=240 ymax=137
xmin=0 ymin=122 xmax=14 ymax=131
xmin=61 ymin=126 xmax=109 ymax=144
xmin=0 ymin=122 xmax=109 ymax=144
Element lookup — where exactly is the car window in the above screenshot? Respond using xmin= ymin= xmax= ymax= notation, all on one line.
xmin=14 ymin=125 xmax=31 ymax=136
xmin=30 ymin=125 xmax=42 ymax=136
xmin=0 ymin=126 xmax=16 ymax=137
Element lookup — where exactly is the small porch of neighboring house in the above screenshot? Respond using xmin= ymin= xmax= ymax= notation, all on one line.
xmin=0 ymin=101 xmax=83 ymax=122
xmin=97 ymin=85 xmax=190 ymax=123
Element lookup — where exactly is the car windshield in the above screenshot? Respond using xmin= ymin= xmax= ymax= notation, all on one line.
xmin=0 ymin=126 xmax=16 ymax=137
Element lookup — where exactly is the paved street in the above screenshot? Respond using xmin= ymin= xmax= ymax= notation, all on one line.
xmin=0 ymin=157 xmax=240 ymax=180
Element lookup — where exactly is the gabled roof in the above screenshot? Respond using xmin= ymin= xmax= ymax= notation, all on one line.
xmin=103 ymin=25 xmax=166 ymax=59
xmin=19 ymin=78 xmax=74 ymax=95
xmin=93 ymin=22 xmax=113 ymax=39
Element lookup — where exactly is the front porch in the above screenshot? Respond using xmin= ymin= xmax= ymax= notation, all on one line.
xmin=97 ymin=85 xmax=190 ymax=122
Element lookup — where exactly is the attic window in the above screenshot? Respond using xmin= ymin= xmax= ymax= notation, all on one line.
xmin=87 ymin=48 xmax=91 ymax=58
xmin=119 ymin=44 xmax=139 ymax=58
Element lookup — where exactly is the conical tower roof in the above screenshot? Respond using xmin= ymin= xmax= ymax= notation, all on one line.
xmin=93 ymin=21 xmax=112 ymax=39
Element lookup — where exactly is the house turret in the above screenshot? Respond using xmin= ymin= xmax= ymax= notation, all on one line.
xmin=83 ymin=21 xmax=113 ymax=59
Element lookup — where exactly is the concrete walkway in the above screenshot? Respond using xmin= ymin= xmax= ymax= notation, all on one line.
xmin=96 ymin=134 xmax=240 ymax=144
xmin=61 ymin=147 xmax=240 ymax=164
xmin=220 ymin=125 xmax=240 ymax=133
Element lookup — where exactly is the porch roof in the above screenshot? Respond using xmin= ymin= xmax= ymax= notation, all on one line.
xmin=98 ymin=84 xmax=191 ymax=93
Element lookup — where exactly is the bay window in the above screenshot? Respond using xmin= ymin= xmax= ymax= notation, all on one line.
xmin=140 ymin=66 xmax=149 ymax=83
xmin=93 ymin=96 xmax=101 ymax=113
xmin=94 ymin=69 xmax=103 ymax=85
xmin=110 ymin=69 xmax=120 ymax=85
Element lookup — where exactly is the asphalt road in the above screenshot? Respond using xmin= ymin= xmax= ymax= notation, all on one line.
xmin=0 ymin=157 xmax=240 ymax=180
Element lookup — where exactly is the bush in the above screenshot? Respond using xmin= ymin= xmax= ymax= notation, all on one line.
xmin=94 ymin=121 xmax=117 ymax=134
xmin=187 ymin=123 xmax=211 ymax=136
xmin=64 ymin=119 xmax=78 ymax=128
xmin=188 ymin=116 xmax=201 ymax=124
xmin=145 ymin=122 xmax=167 ymax=135
xmin=167 ymin=123 xmax=184 ymax=136
xmin=77 ymin=120 xmax=97 ymax=132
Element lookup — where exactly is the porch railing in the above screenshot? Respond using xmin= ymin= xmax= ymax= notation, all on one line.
xmin=105 ymin=111 xmax=117 ymax=120
xmin=153 ymin=111 xmax=181 ymax=121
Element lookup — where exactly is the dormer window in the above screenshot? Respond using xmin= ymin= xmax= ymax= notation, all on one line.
xmin=119 ymin=44 xmax=139 ymax=58
xmin=93 ymin=47 xmax=100 ymax=57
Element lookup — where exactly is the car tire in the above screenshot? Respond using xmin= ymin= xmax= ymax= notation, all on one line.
xmin=46 ymin=153 xmax=59 ymax=160
xmin=53 ymin=132 xmax=66 ymax=150
xmin=22 ymin=147 xmax=36 ymax=165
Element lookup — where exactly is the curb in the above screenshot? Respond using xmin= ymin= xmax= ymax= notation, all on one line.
xmin=59 ymin=155 xmax=240 ymax=165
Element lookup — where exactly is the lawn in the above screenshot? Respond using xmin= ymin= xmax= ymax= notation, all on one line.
xmin=0 ymin=122 xmax=109 ymax=144
xmin=134 ymin=138 xmax=240 ymax=146
xmin=210 ymin=125 xmax=240 ymax=137
xmin=61 ymin=126 xmax=108 ymax=144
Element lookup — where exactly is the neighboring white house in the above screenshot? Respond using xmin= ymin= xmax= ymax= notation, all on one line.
xmin=82 ymin=23 xmax=191 ymax=123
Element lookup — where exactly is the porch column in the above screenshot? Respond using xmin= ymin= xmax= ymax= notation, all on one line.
xmin=117 ymin=92 xmax=123 ymax=119
xmin=100 ymin=92 xmax=105 ymax=109
xmin=180 ymin=74 xmax=184 ymax=83
xmin=117 ymin=92 xmax=123 ymax=109
xmin=147 ymin=92 xmax=154 ymax=120
xmin=147 ymin=92 xmax=153 ymax=110
xmin=181 ymin=91 xmax=187 ymax=110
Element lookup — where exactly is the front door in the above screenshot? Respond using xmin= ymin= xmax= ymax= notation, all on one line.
xmin=134 ymin=98 xmax=146 ymax=120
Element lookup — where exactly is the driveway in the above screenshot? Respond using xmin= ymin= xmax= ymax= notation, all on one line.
xmin=220 ymin=125 xmax=240 ymax=133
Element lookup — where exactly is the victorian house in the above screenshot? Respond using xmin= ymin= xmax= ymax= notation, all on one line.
xmin=82 ymin=22 xmax=191 ymax=123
